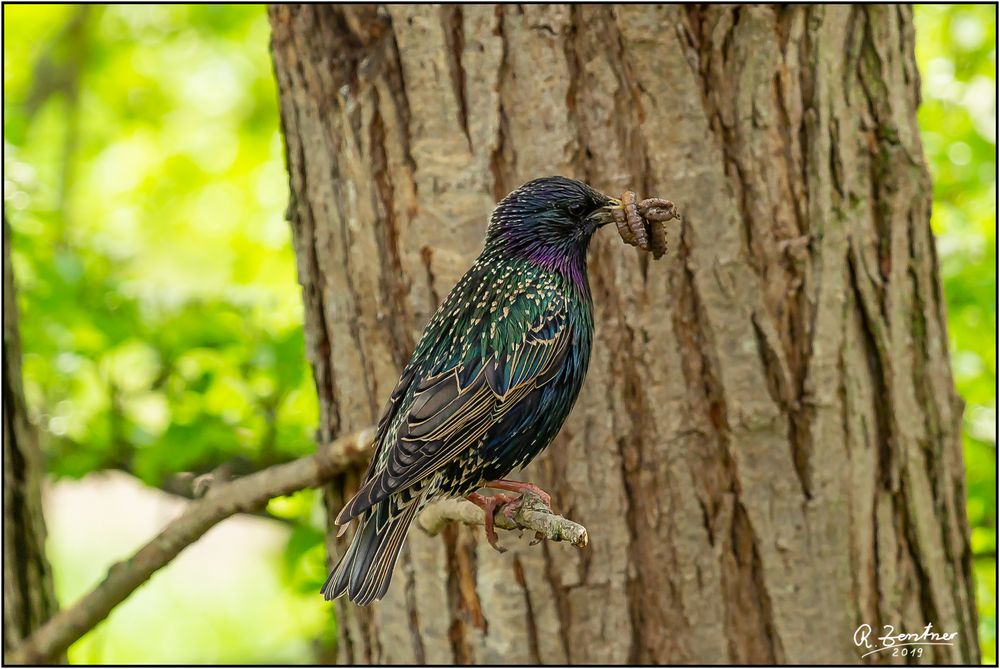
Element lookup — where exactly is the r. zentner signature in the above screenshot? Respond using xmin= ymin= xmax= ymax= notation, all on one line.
xmin=854 ymin=623 xmax=958 ymax=659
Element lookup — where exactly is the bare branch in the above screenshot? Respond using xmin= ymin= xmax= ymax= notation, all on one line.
xmin=155 ymin=471 xmax=299 ymax=527
xmin=6 ymin=428 xmax=375 ymax=665
xmin=417 ymin=491 xmax=589 ymax=548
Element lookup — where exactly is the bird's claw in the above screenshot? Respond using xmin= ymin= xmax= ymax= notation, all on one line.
xmin=468 ymin=491 xmax=516 ymax=552
xmin=524 ymin=486 xmax=553 ymax=510
xmin=501 ymin=497 xmax=522 ymax=522
xmin=469 ymin=484 xmax=557 ymax=552
xmin=483 ymin=479 xmax=553 ymax=510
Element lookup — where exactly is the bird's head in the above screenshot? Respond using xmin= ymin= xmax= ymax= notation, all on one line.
xmin=485 ymin=177 xmax=621 ymax=261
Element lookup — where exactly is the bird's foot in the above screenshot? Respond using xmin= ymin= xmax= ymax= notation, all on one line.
xmin=466 ymin=491 xmax=517 ymax=553
xmin=483 ymin=479 xmax=553 ymax=509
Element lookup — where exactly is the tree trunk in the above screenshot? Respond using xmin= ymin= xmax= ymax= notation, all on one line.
xmin=3 ymin=216 xmax=61 ymax=660
xmin=268 ymin=4 xmax=978 ymax=663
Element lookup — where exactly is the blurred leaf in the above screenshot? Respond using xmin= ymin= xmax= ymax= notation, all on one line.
xmin=5 ymin=5 xmax=318 ymax=491
xmin=916 ymin=5 xmax=996 ymax=663
xmin=5 ymin=8 xmax=330 ymax=660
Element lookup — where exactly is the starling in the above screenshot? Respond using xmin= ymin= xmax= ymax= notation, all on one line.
xmin=323 ymin=176 xmax=622 ymax=606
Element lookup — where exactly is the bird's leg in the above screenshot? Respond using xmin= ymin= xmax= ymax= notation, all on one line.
xmin=483 ymin=479 xmax=553 ymax=510
xmin=466 ymin=491 xmax=517 ymax=553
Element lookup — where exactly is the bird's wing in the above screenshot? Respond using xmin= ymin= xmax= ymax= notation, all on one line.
xmin=336 ymin=301 xmax=570 ymax=524
xmin=359 ymin=363 xmax=419 ymax=483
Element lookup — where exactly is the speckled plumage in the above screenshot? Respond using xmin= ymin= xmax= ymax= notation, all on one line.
xmin=323 ymin=177 xmax=616 ymax=605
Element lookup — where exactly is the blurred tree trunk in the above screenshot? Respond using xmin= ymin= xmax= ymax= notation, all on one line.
xmin=269 ymin=5 xmax=978 ymax=663
xmin=3 ymin=216 xmax=61 ymax=660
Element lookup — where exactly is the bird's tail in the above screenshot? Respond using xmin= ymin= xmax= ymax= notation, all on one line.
xmin=322 ymin=498 xmax=419 ymax=606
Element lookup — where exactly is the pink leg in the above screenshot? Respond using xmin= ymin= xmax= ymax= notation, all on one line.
xmin=467 ymin=491 xmax=516 ymax=552
xmin=483 ymin=479 xmax=552 ymax=508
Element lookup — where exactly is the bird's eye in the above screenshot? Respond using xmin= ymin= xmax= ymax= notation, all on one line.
xmin=566 ymin=202 xmax=588 ymax=218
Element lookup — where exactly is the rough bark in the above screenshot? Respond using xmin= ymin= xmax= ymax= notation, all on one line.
xmin=3 ymin=215 xmax=62 ymax=661
xmin=268 ymin=4 xmax=977 ymax=664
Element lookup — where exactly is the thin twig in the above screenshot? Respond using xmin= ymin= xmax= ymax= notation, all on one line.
xmin=418 ymin=491 xmax=589 ymax=548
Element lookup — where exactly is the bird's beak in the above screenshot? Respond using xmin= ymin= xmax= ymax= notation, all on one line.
xmin=589 ymin=198 xmax=623 ymax=229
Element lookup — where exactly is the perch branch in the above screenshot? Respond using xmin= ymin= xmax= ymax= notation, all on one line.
xmin=418 ymin=491 xmax=588 ymax=548
xmin=6 ymin=428 xmax=376 ymax=665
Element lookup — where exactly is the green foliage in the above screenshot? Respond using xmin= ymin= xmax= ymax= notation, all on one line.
xmin=4 ymin=5 xmax=316 ymax=487
xmin=4 ymin=5 xmax=328 ymax=662
xmin=2 ymin=3 xmax=995 ymax=664
xmin=915 ymin=5 xmax=996 ymax=664
xmin=270 ymin=489 xmax=333 ymax=595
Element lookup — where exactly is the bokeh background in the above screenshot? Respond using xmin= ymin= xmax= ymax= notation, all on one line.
xmin=3 ymin=4 xmax=995 ymax=664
